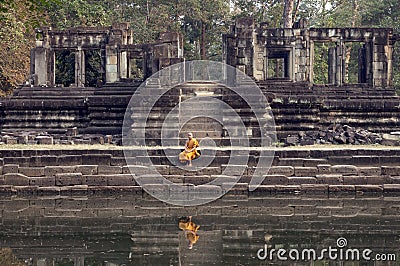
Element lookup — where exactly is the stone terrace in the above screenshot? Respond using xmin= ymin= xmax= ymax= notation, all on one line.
xmin=1 ymin=80 xmax=400 ymax=143
xmin=0 ymin=147 xmax=400 ymax=196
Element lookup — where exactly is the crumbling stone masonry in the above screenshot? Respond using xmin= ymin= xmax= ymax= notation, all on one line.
xmin=31 ymin=23 xmax=183 ymax=86
xmin=223 ymin=17 xmax=395 ymax=88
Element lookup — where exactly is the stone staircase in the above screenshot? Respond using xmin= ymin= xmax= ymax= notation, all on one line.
xmin=0 ymin=80 xmax=399 ymax=142
xmin=1 ymin=148 xmax=400 ymax=198
xmin=0 ymin=82 xmax=141 ymax=135
xmin=258 ymin=80 xmax=400 ymax=138
xmin=127 ymin=80 xmax=272 ymax=148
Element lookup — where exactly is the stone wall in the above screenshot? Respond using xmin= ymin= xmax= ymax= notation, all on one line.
xmin=1 ymin=148 xmax=400 ymax=196
xmin=223 ymin=17 xmax=396 ymax=88
xmin=31 ymin=24 xmax=183 ymax=86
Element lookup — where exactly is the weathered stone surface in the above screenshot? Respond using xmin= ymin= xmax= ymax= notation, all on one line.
xmin=55 ymin=173 xmax=83 ymax=186
xmin=29 ymin=177 xmax=55 ymax=187
xmin=381 ymin=166 xmax=400 ymax=176
xmin=303 ymin=159 xmax=328 ymax=167
xmin=58 ymin=155 xmax=82 ymax=166
xmin=83 ymin=175 xmax=107 ymax=186
xmin=97 ymin=165 xmax=123 ymax=175
xmin=184 ymin=175 xmax=212 ymax=185
xmin=107 ymin=174 xmax=136 ymax=186
xmin=4 ymin=173 xmax=29 ymax=186
xmin=82 ymin=154 xmax=112 ymax=165
xmin=267 ymin=166 xmax=294 ymax=176
xmin=383 ymin=184 xmax=400 ymax=194
xmin=300 ymin=184 xmax=328 ymax=194
xmin=329 ymin=185 xmax=355 ymax=197
xmin=36 ymin=136 xmax=53 ymax=145
xmin=316 ymin=174 xmax=343 ymax=184
xmin=262 ymin=175 xmax=288 ymax=185
xmin=294 ymin=167 xmax=318 ymax=177
xmin=355 ymin=185 xmax=383 ymax=195
xmin=288 ymin=177 xmax=317 ymax=185
xmin=75 ymin=165 xmax=98 ymax=175
xmin=44 ymin=166 xmax=76 ymax=177
xmin=317 ymin=164 xmax=331 ymax=174
xmin=359 ymin=167 xmax=381 ymax=176
xmin=3 ymin=164 xmax=19 ymax=174
xmin=342 ymin=176 xmax=366 ymax=185
xmin=30 ymin=156 xmax=58 ymax=167
xmin=331 ymin=165 xmax=359 ymax=176
xmin=18 ymin=167 xmax=44 ymax=177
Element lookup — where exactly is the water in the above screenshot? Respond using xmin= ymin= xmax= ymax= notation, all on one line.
xmin=0 ymin=194 xmax=399 ymax=265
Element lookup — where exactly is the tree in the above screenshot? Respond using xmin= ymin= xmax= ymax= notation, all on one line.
xmin=231 ymin=0 xmax=283 ymax=27
xmin=0 ymin=0 xmax=49 ymax=95
xmin=283 ymin=0 xmax=295 ymax=27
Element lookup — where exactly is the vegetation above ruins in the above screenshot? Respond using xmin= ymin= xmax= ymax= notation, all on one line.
xmin=0 ymin=0 xmax=400 ymax=93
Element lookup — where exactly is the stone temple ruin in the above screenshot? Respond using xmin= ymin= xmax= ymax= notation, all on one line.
xmin=224 ymin=17 xmax=394 ymax=88
xmin=31 ymin=23 xmax=183 ymax=87
xmin=0 ymin=18 xmax=399 ymax=146
xmin=0 ymin=18 xmax=399 ymax=195
xmin=2 ymin=19 xmax=400 ymax=265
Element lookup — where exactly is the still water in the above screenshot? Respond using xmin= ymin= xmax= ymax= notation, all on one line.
xmin=0 ymin=193 xmax=399 ymax=265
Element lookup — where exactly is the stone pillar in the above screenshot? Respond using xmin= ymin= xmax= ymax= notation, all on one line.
xmin=33 ymin=48 xmax=50 ymax=86
xmin=372 ymin=44 xmax=387 ymax=88
xmin=235 ymin=17 xmax=255 ymax=77
xmin=120 ymin=51 xmax=128 ymax=79
xmin=336 ymin=43 xmax=344 ymax=86
xmin=328 ymin=47 xmax=336 ymax=84
xmin=75 ymin=47 xmax=85 ymax=87
xmin=387 ymin=43 xmax=394 ymax=87
xmin=253 ymin=42 xmax=265 ymax=81
xmin=106 ymin=45 xmax=119 ymax=83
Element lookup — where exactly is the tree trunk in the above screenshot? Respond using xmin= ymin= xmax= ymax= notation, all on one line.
xmin=200 ymin=21 xmax=206 ymax=59
xmin=344 ymin=0 xmax=359 ymax=83
xmin=283 ymin=0 xmax=295 ymax=28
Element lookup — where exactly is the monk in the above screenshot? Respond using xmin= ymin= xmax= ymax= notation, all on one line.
xmin=179 ymin=133 xmax=200 ymax=166
xmin=178 ymin=216 xmax=200 ymax=249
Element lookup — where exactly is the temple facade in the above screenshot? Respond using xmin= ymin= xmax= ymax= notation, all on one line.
xmin=30 ymin=23 xmax=183 ymax=87
xmin=223 ymin=17 xmax=396 ymax=88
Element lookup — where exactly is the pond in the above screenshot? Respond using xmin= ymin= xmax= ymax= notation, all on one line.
xmin=0 ymin=193 xmax=399 ymax=265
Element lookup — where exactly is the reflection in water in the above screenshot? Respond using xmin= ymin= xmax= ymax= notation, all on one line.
xmin=0 ymin=195 xmax=399 ymax=265
xmin=178 ymin=216 xmax=200 ymax=249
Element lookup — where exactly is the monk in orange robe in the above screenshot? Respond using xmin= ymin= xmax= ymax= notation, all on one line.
xmin=179 ymin=216 xmax=200 ymax=249
xmin=179 ymin=133 xmax=200 ymax=166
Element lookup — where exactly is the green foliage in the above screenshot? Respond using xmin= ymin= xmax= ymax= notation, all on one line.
xmin=231 ymin=0 xmax=283 ymax=27
xmin=55 ymin=50 xmax=75 ymax=87
xmin=0 ymin=0 xmax=48 ymax=94
xmin=3 ymin=0 xmax=400 ymax=91
xmin=312 ymin=42 xmax=330 ymax=84
xmin=85 ymin=50 xmax=103 ymax=87
xmin=46 ymin=0 xmax=111 ymax=28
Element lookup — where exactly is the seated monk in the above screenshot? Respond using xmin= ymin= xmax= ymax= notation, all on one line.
xmin=178 ymin=216 xmax=200 ymax=249
xmin=179 ymin=133 xmax=200 ymax=166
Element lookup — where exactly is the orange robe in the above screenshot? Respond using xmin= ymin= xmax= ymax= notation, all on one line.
xmin=179 ymin=138 xmax=200 ymax=162
xmin=179 ymin=220 xmax=200 ymax=244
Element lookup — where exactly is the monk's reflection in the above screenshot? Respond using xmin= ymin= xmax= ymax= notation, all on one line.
xmin=178 ymin=216 xmax=200 ymax=249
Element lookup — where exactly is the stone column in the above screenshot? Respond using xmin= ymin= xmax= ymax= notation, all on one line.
xmin=328 ymin=47 xmax=336 ymax=84
xmin=120 ymin=51 xmax=128 ymax=79
xmin=33 ymin=48 xmax=50 ymax=86
xmin=336 ymin=43 xmax=344 ymax=86
xmin=75 ymin=47 xmax=85 ymax=87
xmin=106 ymin=44 xmax=119 ymax=83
